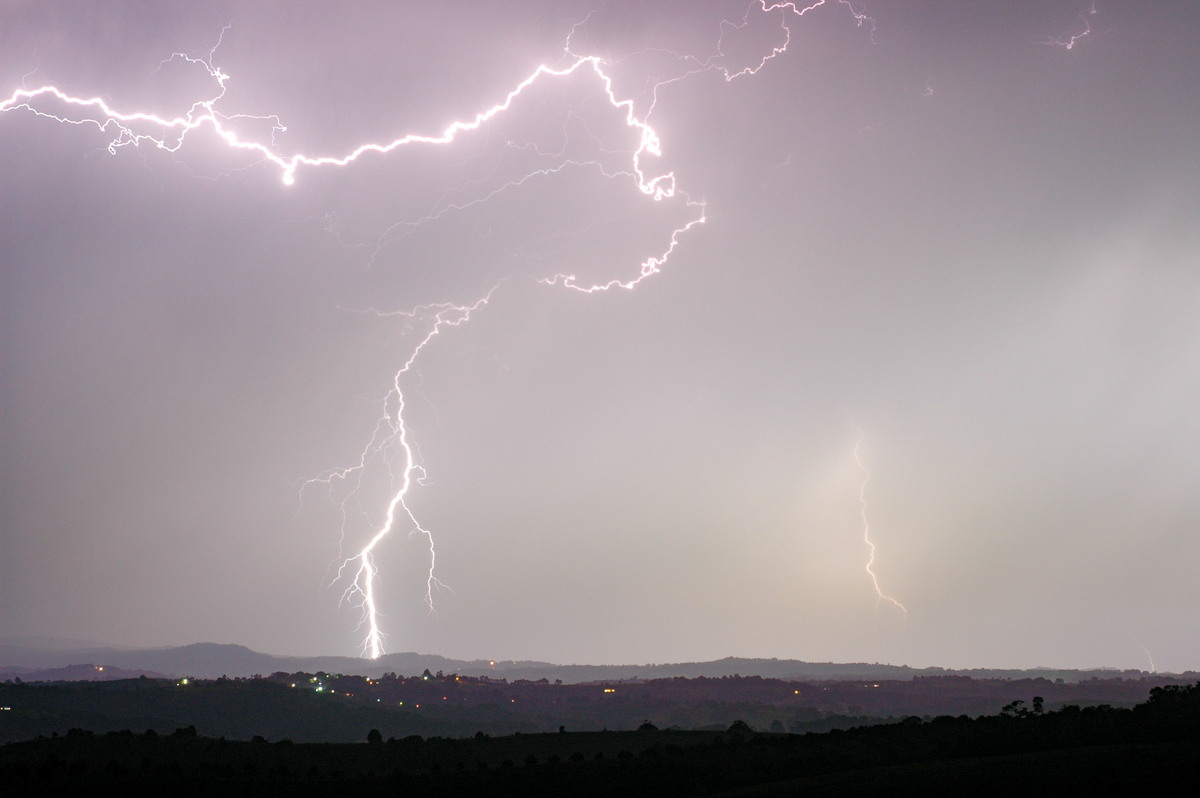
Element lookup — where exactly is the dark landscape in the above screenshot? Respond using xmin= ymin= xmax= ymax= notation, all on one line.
xmin=2 ymin=668 xmax=1198 ymax=794
xmin=2 ymin=643 xmax=1199 ymax=794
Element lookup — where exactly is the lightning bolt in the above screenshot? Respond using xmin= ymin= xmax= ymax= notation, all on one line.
xmin=1137 ymin=642 xmax=1157 ymax=674
xmin=313 ymin=294 xmax=497 ymax=658
xmin=716 ymin=1 xmax=875 ymax=81
xmin=4 ymin=2 xmax=874 ymax=658
xmin=1040 ymin=1 xmax=1097 ymax=50
xmin=851 ymin=434 xmax=907 ymax=618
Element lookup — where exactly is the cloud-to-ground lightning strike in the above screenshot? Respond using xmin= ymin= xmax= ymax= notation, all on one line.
xmin=314 ymin=294 xmax=498 ymax=658
xmin=1138 ymin=643 xmax=1158 ymax=674
xmin=851 ymin=435 xmax=907 ymax=618
xmin=3 ymin=1 xmax=873 ymax=658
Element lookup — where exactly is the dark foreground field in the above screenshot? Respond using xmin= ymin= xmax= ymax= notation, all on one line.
xmin=2 ymin=682 xmax=1197 ymax=796
xmin=3 ymin=669 xmax=1191 ymax=742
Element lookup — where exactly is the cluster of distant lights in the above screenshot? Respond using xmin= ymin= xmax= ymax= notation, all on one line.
xmin=164 ymin=670 xmax=707 ymax=706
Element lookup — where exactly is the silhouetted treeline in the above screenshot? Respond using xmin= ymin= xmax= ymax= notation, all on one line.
xmin=1 ymin=683 xmax=1197 ymax=795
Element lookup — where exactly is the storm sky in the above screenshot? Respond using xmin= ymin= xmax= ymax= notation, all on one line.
xmin=2 ymin=1 xmax=1198 ymax=671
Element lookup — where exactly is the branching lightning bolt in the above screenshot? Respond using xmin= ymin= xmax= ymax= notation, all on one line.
xmin=1040 ymin=1 xmax=1097 ymax=50
xmin=4 ymin=2 xmax=874 ymax=658
xmin=717 ymin=1 xmax=875 ymax=81
xmin=852 ymin=434 xmax=907 ymax=617
xmin=311 ymin=294 xmax=498 ymax=658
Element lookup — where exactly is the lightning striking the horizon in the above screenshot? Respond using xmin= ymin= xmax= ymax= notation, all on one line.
xmin=1138 ymin=643 xmax=1158 ymax=674
xmin=3 ymin=1 xmax=874 ymax=658
xmin=851 ymin=435 xmax=907 ymax=618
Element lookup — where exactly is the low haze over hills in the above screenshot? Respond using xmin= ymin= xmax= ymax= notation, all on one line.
xmin=1 ymin=641 xmax=1186 ymax=684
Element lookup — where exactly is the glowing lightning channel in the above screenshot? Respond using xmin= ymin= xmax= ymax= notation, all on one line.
xmin=851 ymin=435 xmax=907 ymax=617
xmin=1137 ymin=643 xmax=1157 ymax=674
xmin=323 ymin=294 xmax=496 ymax=659
xmin=3 ymin=2 xmax=875 ymax=658
xmin=3 ymin=56 xmax=659 ymax=189
xmin=715 ymin=1 xmax=875 ymax=81
xmin=1040 ymin=1 xmax=1097 ymax=50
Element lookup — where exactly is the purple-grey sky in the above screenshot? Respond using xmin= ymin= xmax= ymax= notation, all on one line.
xmin=2 ymin=1 xmax=1198 ymax=672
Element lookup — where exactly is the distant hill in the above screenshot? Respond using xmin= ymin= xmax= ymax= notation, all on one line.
xmin=0 ymin=663 xmax=165 ymax=682
xmin=0 ymin=642 xmax=529 ymax=681
xmin=2 ymin=641 xmax=1185 ymax=684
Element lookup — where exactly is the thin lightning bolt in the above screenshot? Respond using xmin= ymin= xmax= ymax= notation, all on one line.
xmin=614 ymin=1 xmax=873 ymax=93
xmin=1041 ymin=1 xmax=1097 ymax=50
xmin=716 ymin=1 xmax=875 ymax=81
xmin=4 ymin=3 xmax=873 ymax=658
xmin=852 ymin=435 xmax=907 ymax=617
xmin=1137 ymin=643 xmax=1157 ymax=674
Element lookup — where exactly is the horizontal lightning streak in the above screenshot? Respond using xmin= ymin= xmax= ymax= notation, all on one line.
xmin=3 ymin=54 xmax=671 ymax=192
